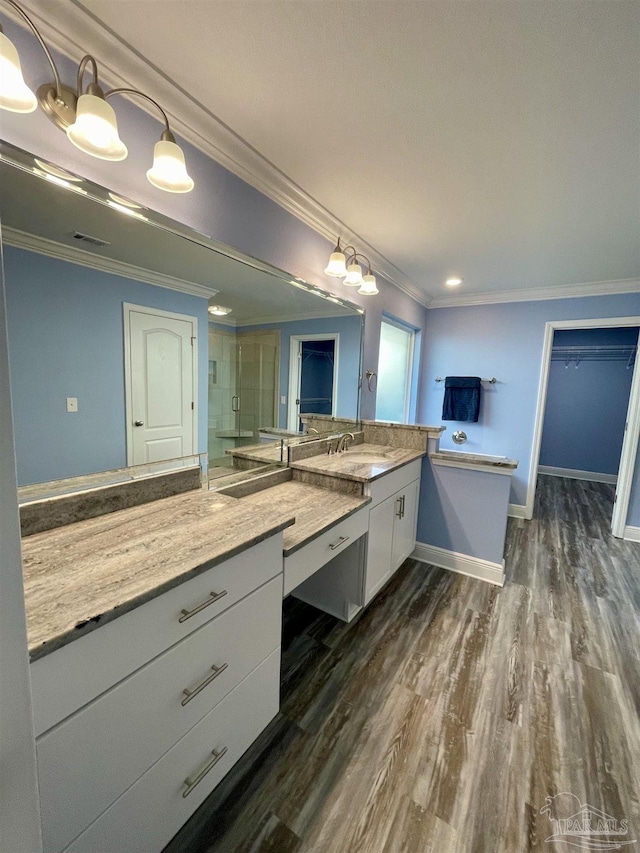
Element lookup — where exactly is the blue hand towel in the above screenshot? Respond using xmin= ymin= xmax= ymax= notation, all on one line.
xmin=442 ymin=376 xmax=481 ymax=422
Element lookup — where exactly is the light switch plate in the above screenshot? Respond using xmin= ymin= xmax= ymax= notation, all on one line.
xmin=66 ymin=397 xmax=78 ymax=413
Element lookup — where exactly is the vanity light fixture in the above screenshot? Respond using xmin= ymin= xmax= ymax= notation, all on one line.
xmin=107 ymin=200 xmax=148 ymax=221
xmin=0 ymin=0 xmax=194 ymax=192
xmin=33 ymin=158 xmax=83 ymax=181
xmin=107 ymin=192 xmax=142 ymax=209
xmin=445 ymin=276 xmax=463 ymax=287
xmin=207 ymin=305 xmax=232 ymax=316
xmin=324 ymin=237 xmax=379 ymax=296
xmin=42 ymin=173 xmax=87 ymax=194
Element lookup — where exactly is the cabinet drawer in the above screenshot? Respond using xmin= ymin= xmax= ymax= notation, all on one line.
xmin=38 ymin=576 xmax=282 ymax=853
xmin=31 ymin=533 xmax=283 ymax=736
xmin=62 ymin=649 xmax=281 ymax=853
xmin=283 ymin=507 xmax=368 ymax=595
xmin=365 ymin=459 xmax=422 ymax=506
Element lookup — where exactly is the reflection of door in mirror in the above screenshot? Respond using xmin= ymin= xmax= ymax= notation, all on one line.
xmin=208 ymin=326 xmax=279 ymax=469
xmin=289 ymin=335 xmax=338 ymax=431
xmin=124 ymin=305 xmax=197 ymax=466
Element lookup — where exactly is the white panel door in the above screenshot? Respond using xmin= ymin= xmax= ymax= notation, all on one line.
xmin=128 ymin=308 xmax=195 ymax=466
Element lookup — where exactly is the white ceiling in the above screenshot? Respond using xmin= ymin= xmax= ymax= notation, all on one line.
xmin=41 ymin=1 xmax=640 ymax=304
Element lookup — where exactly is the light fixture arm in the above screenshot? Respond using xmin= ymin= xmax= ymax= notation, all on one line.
xmin=347 ymin=251 xmax=373 ymax=274
xmin=76 ymin=54 xmax=101 ymax=96
xmin=105 ymin=87 xmax=175 ymax=140
xmin=1 ymin=0 xmax=62 ymax=99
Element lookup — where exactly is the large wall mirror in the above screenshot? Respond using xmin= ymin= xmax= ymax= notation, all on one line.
xmin=0 ymin=142 xmax=364 ymax=494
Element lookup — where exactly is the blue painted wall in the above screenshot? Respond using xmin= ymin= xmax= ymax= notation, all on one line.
xmin=418 ymin=460 xmax=512 ymax=564
xmin=4 ymin=247 xmax=208 ymax=485
xmin=539 ymin=327 xmax=638 ymax=475
xmin=417 ymin=293 xmax=640 ymax=529
xmin=238 ymin=315 xmax=362 ymax=428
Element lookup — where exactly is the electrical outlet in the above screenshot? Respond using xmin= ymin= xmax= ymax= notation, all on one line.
xmin=280 ymin=396 xmax=286 ymax=405
xmin=66 ymin=397 xmax=78 ymax=413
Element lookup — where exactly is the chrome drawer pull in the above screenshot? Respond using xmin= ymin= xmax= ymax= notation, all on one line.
xmin=179 ymin=589 xmax=228 ymax=623
xmin=329 ymin=534 xmax=349 ymax=551
xmin=181 ymin=662 xmax=229 ymax=706
xmin=182 ymin=746 xmax=228 ymax=798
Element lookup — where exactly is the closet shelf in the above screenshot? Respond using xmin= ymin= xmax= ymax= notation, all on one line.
xmin=551 ymin=345 xmax=637 ymax=366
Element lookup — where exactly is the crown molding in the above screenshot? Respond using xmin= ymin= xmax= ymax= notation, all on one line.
xmin=8 ymin=0 xmax=429 ymax=309
xmin=428 ymin=278 xmax=640 ymax=309
xmin=4 ymin=227 xmax=216 ymax=299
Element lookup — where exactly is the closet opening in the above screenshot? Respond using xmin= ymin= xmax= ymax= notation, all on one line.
xmin=529 ymin=317 xmax=640 ymax=538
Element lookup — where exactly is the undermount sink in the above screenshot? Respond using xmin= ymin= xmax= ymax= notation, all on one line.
xmin=343 ymin=450 xmax=391 ymax=464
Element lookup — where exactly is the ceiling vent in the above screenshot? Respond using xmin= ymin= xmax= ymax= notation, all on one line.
xmin=72 ymin=231 xmax=111 ymax=248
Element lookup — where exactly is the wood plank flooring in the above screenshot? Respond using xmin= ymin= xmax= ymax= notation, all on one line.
xmin=163 ymin=476 xmax=640 ymax=853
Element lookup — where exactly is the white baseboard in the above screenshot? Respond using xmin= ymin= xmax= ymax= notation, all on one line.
xmin=623 ymin=526 xmax=640 ymax=542
xmin=508 ymin=503 xmax=528 ymax=519
xmin=412 ymin=542 xmax=505 ymax=587
xmin=538 ymin=466 xmax=618 ymax=485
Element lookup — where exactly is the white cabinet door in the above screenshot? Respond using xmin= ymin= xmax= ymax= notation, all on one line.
xmin=364 ymin=495 xmax=395 ymax=604
xmin=391 ymin=478 xmax=420 ymax=571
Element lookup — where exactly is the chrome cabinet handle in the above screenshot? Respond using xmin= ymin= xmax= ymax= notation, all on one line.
xmin=181 ymin=662 xmax=229 ymax=706
xmin=400 ymin=495 xmax=406 ymax=519
xmin=396 ymin=496 xmax=403 ymax=519
xmin=182 ymin=746 xmax=228 ymax=798
xmin=179 ymin=589 xmax=228 ymax=623
xmin=329 ymin=534 xmax=349 ymax=551
xmin=231 ymin=395 xmax=240 ymax=412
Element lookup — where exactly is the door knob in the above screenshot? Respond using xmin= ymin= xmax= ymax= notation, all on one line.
xmin=134 ymin=420 xmax=144 ymax=427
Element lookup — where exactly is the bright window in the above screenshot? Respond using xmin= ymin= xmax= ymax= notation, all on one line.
xmin=375 ymin=318 xmax=415 ymax=423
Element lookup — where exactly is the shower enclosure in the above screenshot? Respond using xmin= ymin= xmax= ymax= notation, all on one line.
xmin=208 ymin=327 xmax=279 ymax=472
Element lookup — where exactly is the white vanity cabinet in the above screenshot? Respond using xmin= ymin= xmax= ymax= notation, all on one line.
xmin=30 ymin=534 xmax=284 ymax=853
xmin=364 ymin=459 xmax=421 ymax=604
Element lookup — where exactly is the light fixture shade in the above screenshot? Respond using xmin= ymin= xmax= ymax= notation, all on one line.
xmin=343 ymin=261 xmax=363 ymax=286
xmin=67 ymin=93 xmax=128 ymax=161
xmin=324 ymin=251 xmax=347 ymax=277
xmin=358 ymin=273 xmax=379 ymax=296
xmin=147 ymin=139 xmax=194 ymax=193
xmin=208 ymin=304 xmax=232 ymax=316
xmin=0 ymin=31 xmax=37 ymax=113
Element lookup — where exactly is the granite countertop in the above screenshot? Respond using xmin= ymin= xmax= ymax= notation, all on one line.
xmin=226 ymin=442 xmax=285 ymax=464
xmin=22 ymin=477 xmax=372 ymax=661
xmin=22 ymin=489 xmax=295 ymax=661
xmin=361 ymin=419 xmax=446 ymax=435
xmin=290 ymin=443 xmax=425 ymax=483
xmin=240 ymin=481 xmax=370 ymax=555
xmin=430 ymin=450 xmax=518 ymax=470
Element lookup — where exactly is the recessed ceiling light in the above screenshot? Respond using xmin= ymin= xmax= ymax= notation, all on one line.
xmin=445 ymin=276 xmax=463 ymax=287
xmin=208 ymin=305 xmax=232 ymax=316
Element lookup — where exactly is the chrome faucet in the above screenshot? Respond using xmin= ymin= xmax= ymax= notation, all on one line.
xmin=337 ymin=432 xmax=355 ymax=453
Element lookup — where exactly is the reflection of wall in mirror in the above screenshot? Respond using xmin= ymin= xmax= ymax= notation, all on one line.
xmin=4 ymin=246 xmax=209 ymax=486
xmin=239 ymin=315 xmax=361 ymax=429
